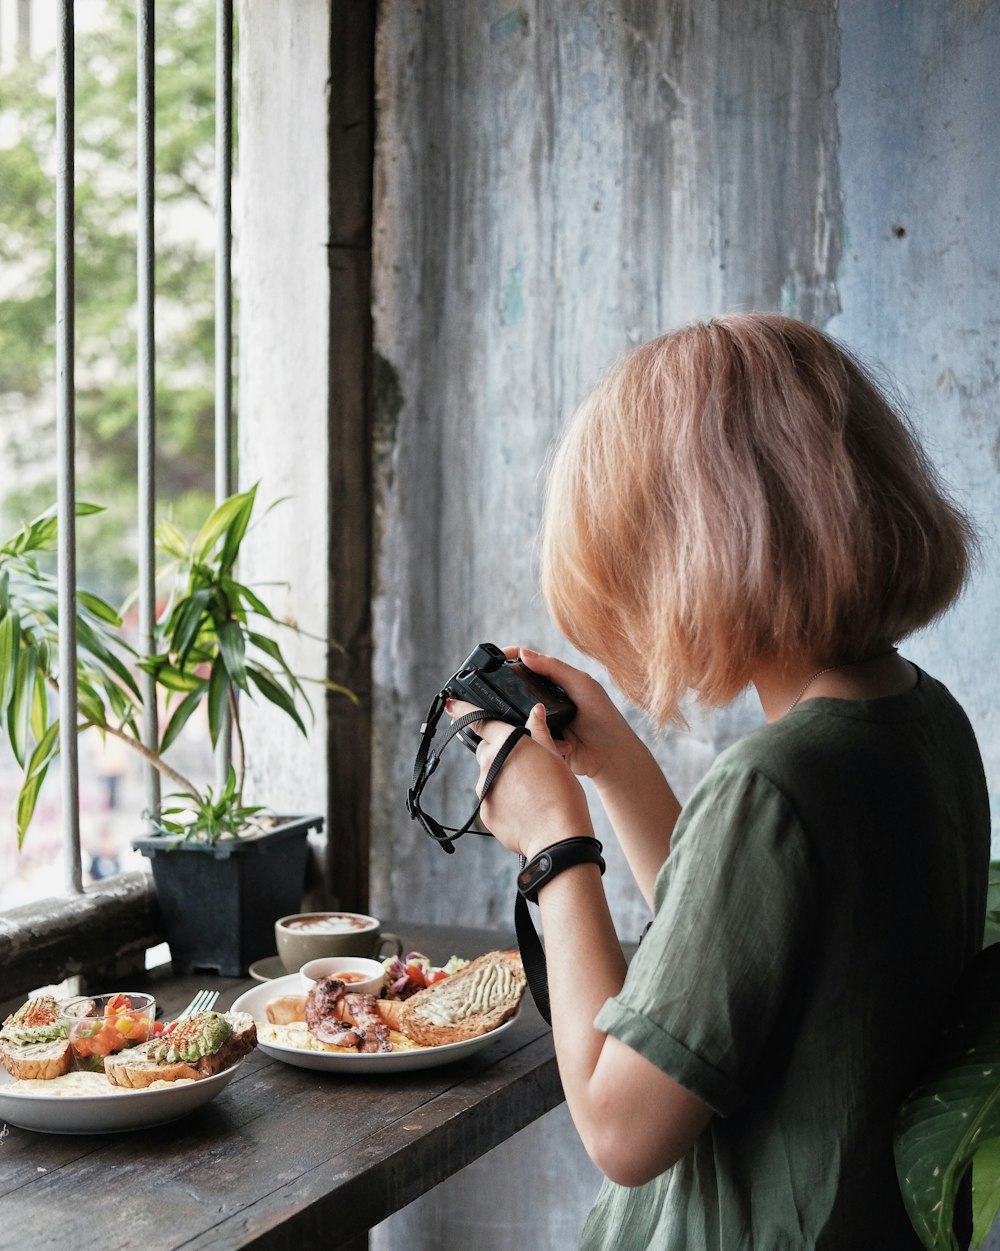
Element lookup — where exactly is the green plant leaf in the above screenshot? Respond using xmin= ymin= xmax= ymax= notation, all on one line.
xmin=159 ymin=686 xmax=204 ymax=754
xmin=7 ymin=643 xmax=37 ymax=767
xmin=76 ymin=674 xmax=108 ymax=727
xmin=78 ymin=590 xmax=123 ymax=626
xmin=218 ymin=619 xmax=247 ymax=688
xmin=30 ymin=667 xmax=47 ymax=742
xmin=15 ymin=718 xmax=59 ymax=848
xmin=895 ymin=944 xmax=1000 ymax=1251
xmin=229 ymin=579 xmax=275 ymax=620
xmin=246 ymin=662 xmax=307 ymax=736
xmin=207 ymin=653 xmax=229 ymax=747
xmin=192 ymin=490 xmax=253 ymax=565
xmin=154 ymin=518 xmax=190 ymax=561
xmin=973 ymin=1138 xmax=1000 ymax=1248
xmin=0 ymin=610 xmax=21 ymax=718
xmin=167 ymin=586 xmax=211 ymax=660
xmin=155 ymin=664 xmax=204 ymax=693
xmin=218 ymin=483 xmax=257 ymax=573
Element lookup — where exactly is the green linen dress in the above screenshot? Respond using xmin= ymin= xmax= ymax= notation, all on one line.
xmin=581 ymin=669 xmax=989 ymax=1251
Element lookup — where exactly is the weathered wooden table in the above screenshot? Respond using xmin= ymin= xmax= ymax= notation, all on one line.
xmin=0 ymin=921 xmax=561 ymax=1251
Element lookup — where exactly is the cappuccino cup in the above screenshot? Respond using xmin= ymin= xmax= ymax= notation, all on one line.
xmin=275 ymin=911 xmax=403 ymax=974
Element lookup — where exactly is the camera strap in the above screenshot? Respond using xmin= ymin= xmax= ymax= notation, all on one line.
xmin=407 ymin=693 xmax=532 ymax=851
xmin=407 ymin=691 xmax=555 ymax=1022
xmin=513 ymin=887 xmax=552 ymax=1023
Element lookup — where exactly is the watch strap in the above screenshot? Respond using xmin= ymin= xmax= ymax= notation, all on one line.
xmin=517 ymin=837 xmax=605 ymax=904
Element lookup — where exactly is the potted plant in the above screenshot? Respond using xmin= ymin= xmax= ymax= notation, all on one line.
xmin=0 ymin=484 xmax=354 ymax=974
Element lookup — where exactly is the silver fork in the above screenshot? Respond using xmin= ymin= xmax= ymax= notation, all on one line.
xmin=177 ymin=989 xmax=220 ymax=1020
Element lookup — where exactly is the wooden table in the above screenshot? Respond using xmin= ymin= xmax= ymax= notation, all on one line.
xmin=0 ymin=922 xmax=561 ymax=1251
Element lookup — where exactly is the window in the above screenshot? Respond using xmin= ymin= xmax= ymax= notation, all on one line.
xmin=0 ymin=0 xmax=234 ymax=908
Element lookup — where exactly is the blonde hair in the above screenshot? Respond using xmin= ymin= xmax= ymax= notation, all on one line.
xmin=540 ymin=313 xmax=978 ymax=724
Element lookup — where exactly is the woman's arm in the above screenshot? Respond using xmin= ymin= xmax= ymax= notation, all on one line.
xmin=510 ymin=648 xmax=681 ymax=906
xmin=537 ymin=861 xmax=713 ymax=1185
xmin=448 ymin=696 xmax=712 ymax=1184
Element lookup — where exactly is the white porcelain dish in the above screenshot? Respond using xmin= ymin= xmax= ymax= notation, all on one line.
xmin=0 ymin=1058 xmax=243 ymax=1135
xmin=231 ymin=974 xmax=517 ymax=1074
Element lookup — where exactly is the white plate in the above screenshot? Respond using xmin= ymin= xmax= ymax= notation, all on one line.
xmin=231 ymin=975 xmax=517 ymax=1073
xmin=0 ymin=1059 xmax=243 ymax=1135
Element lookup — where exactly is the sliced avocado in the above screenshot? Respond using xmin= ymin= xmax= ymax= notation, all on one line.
xmin=0 ymin=996 xmax=69 ymax=1046
xmin=152 ymin=1011 xmax=232 ymax=1064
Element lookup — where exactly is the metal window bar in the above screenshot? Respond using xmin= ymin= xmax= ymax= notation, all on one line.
xmin=215 ymin=0 xmax=234 ymax=787
xmin=55 ymin=0 xmax=81 ymax=894
xmin=53 ymin=0 xmax=236 ymax=888
xmin=137 ymin=0 xmax=159 ymax=826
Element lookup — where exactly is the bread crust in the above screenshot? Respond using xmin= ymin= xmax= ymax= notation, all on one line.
xmin=398 ymin=950 xmax=526 ymax=1047
xmin=0 ymin=1037 xmax=74 ymax=1081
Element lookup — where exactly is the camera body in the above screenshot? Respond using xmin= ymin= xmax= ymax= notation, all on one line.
xmin=445 ymin=643 xmax=576 ymax=749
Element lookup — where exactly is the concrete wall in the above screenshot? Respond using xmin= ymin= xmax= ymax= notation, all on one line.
xmin=367 ymin=2 xmax=1000 ymax=1248
xmin=236 ymin=0 xmax=331 ymax=838
xmin=236 ymin=1 xmax=1000 ymax=1246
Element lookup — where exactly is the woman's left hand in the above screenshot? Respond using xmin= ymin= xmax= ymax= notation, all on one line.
xmin=445 ymin=699 xmax=595 ymax=861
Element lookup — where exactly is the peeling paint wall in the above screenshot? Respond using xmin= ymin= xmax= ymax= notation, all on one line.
xmin=371 ymin=0 xmax=842 ymax=954
xmin=368 ymin=1 xmax=999 ymax=1247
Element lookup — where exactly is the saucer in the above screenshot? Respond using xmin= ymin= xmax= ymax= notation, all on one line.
xmin=248 ymin=954 xmax=290 ymax=982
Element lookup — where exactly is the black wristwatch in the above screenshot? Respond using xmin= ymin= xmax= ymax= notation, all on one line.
xmin=517 ymin=837 xmax=605 ymax=904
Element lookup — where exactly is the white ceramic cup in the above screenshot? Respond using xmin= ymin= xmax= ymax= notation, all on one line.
xmin=299 ymin=955 xmax=387 ymax=997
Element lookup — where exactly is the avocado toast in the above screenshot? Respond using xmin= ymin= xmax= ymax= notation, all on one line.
xmin=104 ymin=1010 xmax=256 ymax=1088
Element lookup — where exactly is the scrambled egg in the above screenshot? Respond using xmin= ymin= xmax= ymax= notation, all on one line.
xmin=259 ymin=1021 xmax=418 ymax=1053
xmin=5 ymin=1070 xmax=198 ymax=1096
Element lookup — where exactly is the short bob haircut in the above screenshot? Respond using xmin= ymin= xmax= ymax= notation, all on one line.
xmin=540 ymin=313 xmax=978 ymax=725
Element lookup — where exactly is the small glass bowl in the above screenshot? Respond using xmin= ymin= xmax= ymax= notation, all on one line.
xmin=61 ymin=992 xmax=157 ymax=1073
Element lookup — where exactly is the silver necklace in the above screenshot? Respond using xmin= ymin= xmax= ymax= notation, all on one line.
xmin=785 ymin=647 xmax=898 ymax=716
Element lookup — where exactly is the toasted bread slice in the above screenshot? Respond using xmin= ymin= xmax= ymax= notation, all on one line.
xmin=0 ymin=1036 xmax=74 ymax=1081
xmin=398 ymin=950 xmax=526 ymax=1046
xmin=265 ymin=995 xmax=308 ymax=1025
xmin=104 ymin=1010 xmax=257 ymax=1089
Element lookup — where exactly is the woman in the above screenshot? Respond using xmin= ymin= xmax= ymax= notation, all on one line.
xmin=447 ymin=315 xmax=989 ymax=1249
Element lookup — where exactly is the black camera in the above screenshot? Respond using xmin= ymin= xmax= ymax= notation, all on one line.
xmin=444 ymin=643 xmax=577 ymax=748
xmin=407 ymin=643 xmax=576 ymax=854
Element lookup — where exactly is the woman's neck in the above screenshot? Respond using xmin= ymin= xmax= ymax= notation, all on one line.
xmin=753 ymin=648 xmax=916 ymax=723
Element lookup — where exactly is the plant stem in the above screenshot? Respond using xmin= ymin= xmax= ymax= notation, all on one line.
xmin=97 ymin=720 xmax=203 ymax=799
xmin=45 ymin=672 xmax=203 ymax=799
xmin=228 ymin=688 xmax=245 ymax=798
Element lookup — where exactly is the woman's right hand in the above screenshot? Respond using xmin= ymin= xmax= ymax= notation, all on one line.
xmin=511 ymin=646 xmax=646 ymax=786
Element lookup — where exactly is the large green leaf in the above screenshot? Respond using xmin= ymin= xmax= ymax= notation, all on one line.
xmin=895 ymin=944 xmax=1000 ymax=1250
xmin=973 ymin=1139 xmax=1000 ymax=1247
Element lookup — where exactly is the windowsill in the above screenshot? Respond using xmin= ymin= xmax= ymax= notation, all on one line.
xmin=0 ymin=871 xmax=164 ymax=1001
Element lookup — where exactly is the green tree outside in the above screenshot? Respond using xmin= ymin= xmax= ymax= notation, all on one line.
xmin=0 ymin=0 xmax=231 ymax=605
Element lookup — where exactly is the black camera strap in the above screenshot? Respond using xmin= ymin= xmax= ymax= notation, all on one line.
xmin=407 ymin=691 xmax=554 ymax=1021
xmin=513 ymin=886 xmax=552 ymax=1023
xmin=407 ymin=693 xmax=532 ymax=851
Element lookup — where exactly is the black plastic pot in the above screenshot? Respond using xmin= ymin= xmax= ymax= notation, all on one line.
xmin=133 ymin=815 xmax=321 ymax=976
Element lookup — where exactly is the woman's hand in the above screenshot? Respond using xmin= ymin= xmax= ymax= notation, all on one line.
xmin=444 ymin=697 xmax=594 ymax=862
xmin=508 ymin=647 xmax=647 ymax=786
